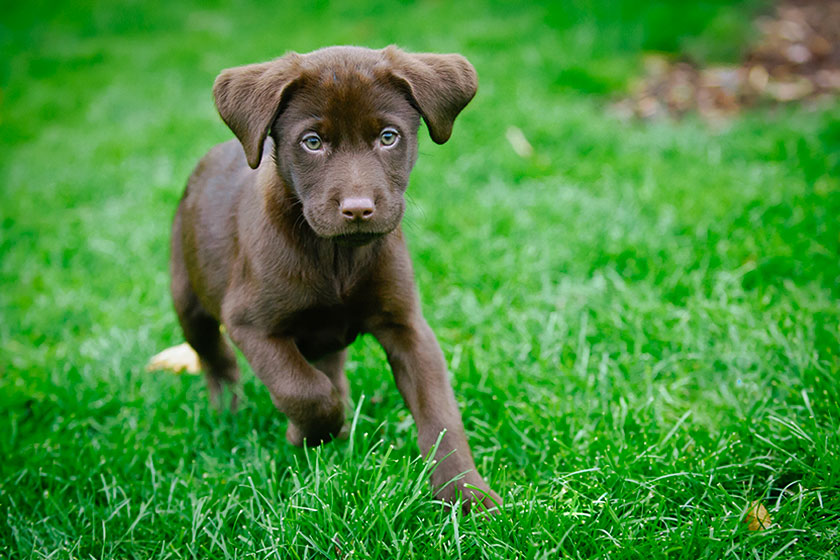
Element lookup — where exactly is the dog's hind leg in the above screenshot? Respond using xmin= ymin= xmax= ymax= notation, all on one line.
xmin=168 ymin=204 xmax=241 ymax=409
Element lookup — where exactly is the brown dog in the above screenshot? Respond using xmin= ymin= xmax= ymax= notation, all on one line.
xmin=169 ymin=46 xmax=499 ymax=512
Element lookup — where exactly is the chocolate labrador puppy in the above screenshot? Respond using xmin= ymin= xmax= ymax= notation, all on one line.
xmin=169 ymin=46 xmax=499 ymax=512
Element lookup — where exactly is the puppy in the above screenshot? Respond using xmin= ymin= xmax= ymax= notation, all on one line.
xmin=169 ymin=46 xmax=499 ymax=512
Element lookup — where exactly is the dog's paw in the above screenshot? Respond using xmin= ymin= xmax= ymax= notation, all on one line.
xmin=284 ymin=394 xmax=345 ymax=447
xmin=460 ymin=485 xmax=503 ymax=516
xmin=285 ymin=421 xmax=305 ymax=446
xmin=145 ymin=343 xmax=201 ymax=374
xmin=434 ymin=473 xmax=503 ymax=516
xmin=285 ymin=417 xmax=345 ymax=447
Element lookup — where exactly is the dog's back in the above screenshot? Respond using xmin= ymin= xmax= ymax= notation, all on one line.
xmin=174 ymin=139 xmax=249 ymax=318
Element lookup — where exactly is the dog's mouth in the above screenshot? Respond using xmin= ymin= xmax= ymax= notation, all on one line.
xmin=333 ymin=232 xmax=384 ymax=247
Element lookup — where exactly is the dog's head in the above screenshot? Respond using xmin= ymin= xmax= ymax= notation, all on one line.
xmin=213 ymin=46 xmax=477 ymax=245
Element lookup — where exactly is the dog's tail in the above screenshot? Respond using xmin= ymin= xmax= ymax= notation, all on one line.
xmin=146 ymin=343 xmax=201 ymax=375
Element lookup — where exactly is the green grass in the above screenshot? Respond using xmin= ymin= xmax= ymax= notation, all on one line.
xmin=2 ymin=0 xmax=839 ymax=558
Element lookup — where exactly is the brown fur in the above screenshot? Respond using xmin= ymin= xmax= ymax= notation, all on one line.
xmin=169 ymin=45 xmax=499 ymax=512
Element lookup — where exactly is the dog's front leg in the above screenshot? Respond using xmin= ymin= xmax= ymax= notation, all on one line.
xmin=373 ymin=316 xmax=501 ymax=513
xmin=226 ymin=324 xmax=345 ymax=446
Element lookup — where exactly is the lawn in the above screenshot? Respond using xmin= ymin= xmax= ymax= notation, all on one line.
xmin=2 ymin=0 xmax=839 ymax=558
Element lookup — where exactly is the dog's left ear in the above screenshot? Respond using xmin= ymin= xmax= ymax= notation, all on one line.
xmin=385 ymin=47 xmax=478 ymax=144
xmin=213 ymin=53 xmax=302 ymax=169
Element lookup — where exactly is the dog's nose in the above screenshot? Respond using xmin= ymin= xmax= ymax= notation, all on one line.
xmin=339 ymin=197 xmax=375 ymax=221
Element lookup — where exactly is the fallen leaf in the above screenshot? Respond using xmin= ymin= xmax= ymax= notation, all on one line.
xmin=505 ymin=126 xmax=533 ymax=158
xmin=642 ymin=53 xmax=671 ymax=77
xmin=700 ymin=66 xmax=741 ymax=92
xmin=766 ymin=76 xmax=815 ymax=100
xmin=778 ymin=14 xmax=807 ymax=42
xmin=815 ymin=69 xmax=840 ymax=89
xmin=809 ymin=35 xmax=832 ymax=58
xmin=146 ymin=342 xmax=201 ymax=375
xmin=745 ymin=500 xmax=772 ymax=531
xmin=637 ymin=95 xmax=661 ymax=118
xmin=748 ymin=65 xmax=770 ymax=92
xmin=785 ymin=43 xmax=812 ymax=64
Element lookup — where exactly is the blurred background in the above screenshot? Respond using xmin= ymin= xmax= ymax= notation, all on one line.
xmin=1 ymin=0 xmax=838 ymax=557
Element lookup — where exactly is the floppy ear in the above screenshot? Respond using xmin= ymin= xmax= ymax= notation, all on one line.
xmin=213 ymin=53 xmax=302 ymax=169
xmin=384 ymin=47 xmax=478 ymax=144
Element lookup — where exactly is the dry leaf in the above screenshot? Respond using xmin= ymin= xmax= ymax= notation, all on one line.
xmin=146 ymin=342 xmax=201 ymax=375
xmin=505 ymin=126 xmax=533 ymax=158
xmin=637 ymin=96 xmax=661 ymax=118
xmin=748 ymin=65 xmax=770 ymax=92
xmin=700 ymin=66 xmax=741 ymax=91
xmin=815 ymin=69 xmax=840 ymax=89
xmin=766 ymin=77 xmax=815 ymax=100
xmin=642 ymin=54 xmax=671 ymax=77
xmin=745 ymin=500 xmax=772 ymax=531
xmin=809 ymin=35 xmax=832 ymax=58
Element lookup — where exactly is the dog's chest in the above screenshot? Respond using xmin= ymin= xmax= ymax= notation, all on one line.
xmin=286 ymin=304 xmax=363 ymax=361
xmin=271 ymin=241 xmax=382 ymax=360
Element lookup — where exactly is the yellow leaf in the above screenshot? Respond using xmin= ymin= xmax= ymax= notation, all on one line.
xmin=145 ymin=343 xmax=201 ymax=375
xmin=745 ymin=500 xmax=772 ymax=531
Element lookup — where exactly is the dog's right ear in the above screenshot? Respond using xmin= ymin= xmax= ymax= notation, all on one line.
xmin=213 ymin=54 xmax=302 ymax=169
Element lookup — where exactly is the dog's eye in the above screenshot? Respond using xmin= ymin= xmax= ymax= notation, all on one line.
xmin=379 ymin=128 xmax=399 ymax=147
xmin=301 ymin=134 xmax=323 ymax=152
